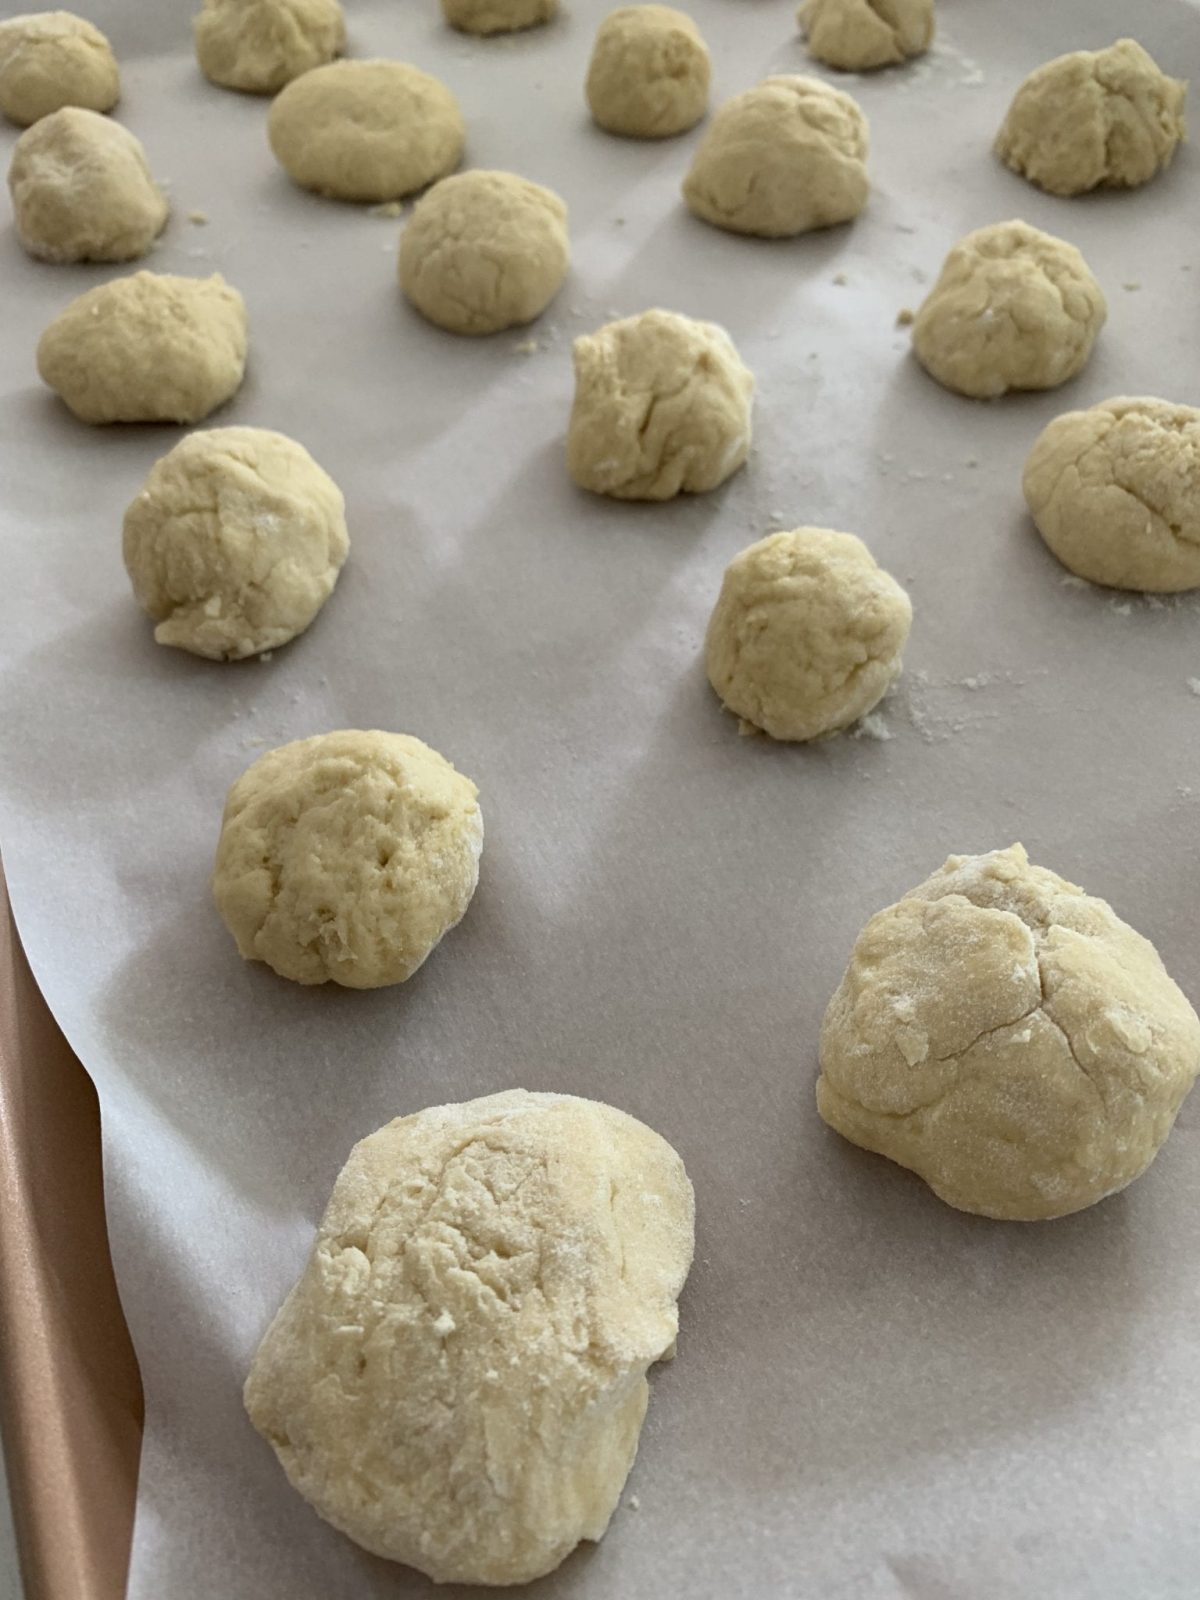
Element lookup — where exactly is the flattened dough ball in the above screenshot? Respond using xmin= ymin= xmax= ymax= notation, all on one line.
xmin=996 ymin=38 xmax=1186 ymax=197
xmin=245 ymin=1089 xmax=694 ymax=1583
xmin=683 ymin=75 xmax=868 ymax=238
xmin=705 ymin=528 xmax=912 ymax=741
xmin=37 ymin=271 xmax=247 ymax=424
xmin=586 ymin=6 xmax=711 ymax=139
xmin=0 ymin=11 xmax=119 ymax=126
xmin=212 ymin=730 xmax=482 ymax=988
xmin=912 ymin=220 xmax=1105 ymax=400
xmin=567 ymin=308 xmax=753 ymax=501
xmin=798 ymin=0 xmax=933 ymax=73
xmin=442 ymin=0 xmax=556 ymax=35
xmin=194 ymin=0 xmax=346 ymax=95
xmin=817 ymin=844 xmax=1200 ymax=1221
xmin=399 ymin=170 xmax=568 ymax=335
xmin=268 ymin=60 xmax=464 ymax=203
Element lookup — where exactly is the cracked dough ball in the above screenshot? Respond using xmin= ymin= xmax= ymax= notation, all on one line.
xmin=818 ymin=844 xmax=1200 ymax=1221
xmin=586 ymin=6 xmax=711 ymax=139
xmin=567 ymin=309 xmax=753 ymax=501
xmin=245 ymin=1089 xmax=694 ymax=1584
xmin=194 ymin=0 xmax=345 ymax=95
xmin=213 ymin=730 xmax=482 ymax=988
xmin=122 ymin=427 xmax=349 ymax=660
xmin=37 ymin=270 xmax=247 ymax=424
xmin=912 ymin=220 xmax=1106 ymax=400
xmin=268 ymin=60 xmax=464 ymax=203
xmin=442 ymin=0 xmax=556 ymax=35
xmin=798 ymin=0 xmax=933 ymax=73
xmin=8 ymin=106 xmax=167 ymax=263
xmin=705 ymin=527 xmax=911 ymax=741
xmin=399 ymin=170 xmax=568 ymax=336
xmin=996 ymin=38 xmax=1186 ymax=197
xmin=0 ymin=11 xmax=119 ymax=126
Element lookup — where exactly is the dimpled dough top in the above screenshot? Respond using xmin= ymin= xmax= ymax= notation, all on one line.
xmin=194 ymin=0 xmax=346 ymax=95
xmin=244 ymin=1089 xmax=695 ymax=1584
xmin=586 ymin=6 xmax=711 ymax=139
xmin=442 ymin=0 xmax=557 ymax=36
xmin=817 ymin=845 xmax=1200 ymax=1221
xmin=798 ymin=0 xmax=933 ymax=73
xmin=0 ymin=12 xmax=119 ymax=126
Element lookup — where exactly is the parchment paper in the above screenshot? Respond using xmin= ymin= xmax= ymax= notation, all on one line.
xmin=2 ymin=1 xmax=1200 ymax=1595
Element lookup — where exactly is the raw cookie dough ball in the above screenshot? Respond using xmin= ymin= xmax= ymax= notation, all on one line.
xmin=798 ymin=0 xmax=933 ymax=73
xmin=194 ymin=0 xmax=345 ymax=95
xmin=123 ymin=428 xmax=349 ymax=660
xmin=912 ymin=220 xmax=1106 ymax=400
xmin=212 ymin=730 xmax=482 ymax=988
xmin=705 ymin=528 xmax=912 ymax=741
xmin=7 ymin=107 xmax=167 ymax=263
xmin=441 ymin=0 xmax=556 ymax=37
xmin=245 ymin=1089 xmax=694 ymax=1583
xmin=0 ymin=11 xmax=119 ymax=126
xmin=586 ymin=6 xmax=711 ymax=139
xmin=817 ymin=844 xmax=1200 ymax=1221
xmin=996 ymin=38 xmax=1186 ymax=197
xmin=567 ymin=308 xmax=753 ymax=501
xmin=683 ymin=75 xmax=868 ymax=238
xmin=399 ymin=170 xmax=569 ymax=335
xmin=268 ymin=60 xmax=465 ymax=203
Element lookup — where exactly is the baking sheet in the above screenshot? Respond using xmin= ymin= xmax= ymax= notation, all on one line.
xmin=2 ymin=0 xmax=1200 ymax=1595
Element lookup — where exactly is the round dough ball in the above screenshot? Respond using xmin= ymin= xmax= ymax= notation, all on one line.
xmin=194 ymin=0 xmax=345 ymax=95
xmin=441 ymin=0 xmax=556 ymax=35
xmin=267 ymin=60 xmax=465 ymax=204
xmin=683 ymin=75 xmax=868 ymax=238
xmin=122 ymin=428 xmax=349 ymax=660
xmin=586 ymin=6 xmax=711 ymax=139
xmin=0 ymin=11 xmax=119 ymax=126
xmin=817 ymin=844 xmax=1200 ymax=1221
xmin=7 ymin=106 xmax=167 ymax=263
xmin=567 ymin=308 xmax=753 ymax=501
xmin=399 ymin=170 xmax=569 ymax=336
xmin=245 ymin=1089 xmax=694 ymax=1583
xmin=212 ymin=730 xmax=482 ymax=988
xmin=912 ymin=220 xmax=1106 ymax=400
xmin=798 ymin=0 xmax=933 ymax=73
xmin=705 ymin=528 xmax=912 ymax=741
xmin=996 ymin=38 xmax=1186 ymax=197
xmin=37 ymin=271 xmax=247 ymax=425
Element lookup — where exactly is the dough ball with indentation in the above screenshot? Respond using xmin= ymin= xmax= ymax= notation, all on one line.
xmin=705 ymin=528 xmax=911 ymax=741
xmin=442 ymin=0 xmax=555 ymax=35
xmin=245 ymin=1088 xmax=694 ymax=1583
xmin=0 ymin=12 xmax=119 ymax=126
xmin=683 ymin=75 xmax=868 ymax=238
xmin=213 ymin=731 xmax=482 ymax=988
xmin=911 ymin=220 xmax=1105 ymax=400
xmin=194 ymin=0 xmax=345 ymax=95
xmin=995 ymin=39 xmax=1186 ymax=197
xmin=817 ymin=844 xmax=1200 ymax=1220
xmin=399 ymin=170 xmax=568 ymax=335
xmin=798 ymin=0 xmax=933 ymax=72
xmin=567 ymin=309 xmax=753 ymax=501
xmin=586 ymin=6 xmax=710 ymax=139
xmin=122 ymin=428 xmax=349 ymax=660
xmin=37 ymin=270 xmax=247 ymax=424
xmin=268 ymin=60 xmax=464 ymax=203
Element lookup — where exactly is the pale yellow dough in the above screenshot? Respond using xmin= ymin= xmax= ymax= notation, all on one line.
xmin=798 ymin=0 xmax=933 ymax=73
xmin=442 ymin=0 xmax=556 ymax=34
xmin=194 ymin=0 xmax=346 ymax=95
xmin=0 ymin=11 xmax=119 ymax=126
xmin=586 ymin=6 xmax=711 ymax=139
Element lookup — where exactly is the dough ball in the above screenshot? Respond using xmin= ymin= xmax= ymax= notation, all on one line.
xmin=194 ymin=0 xmax=345 ymax=95
xmin=996 ymin=38 xmax=1186 ymax=197
xmin=0 ymin=11 xmax=119 ymax=126
xmin=798 ymin=0 xmax=933 ymax=73
xmin=267 ymin=60 xmax=465 ymax=204
xmin=212 ymin=730 xmax=482 ymax=988
xmin=7 ymin=106 xmax=167 ymax=263
xmin=122 ymin=427 xmax=349 ymax=660
xmin=912 ymin=220 xmax=1106 ymax=400
xmin=245 ymin=1089 xmax=694 ymax=1583
xmin=399 ymin=170 xmax=569 ymax=336
xmin=818 ymin=844 xmax=1200 ymax=1221
xmin=683 ymin=75 xmax=868 ymax=238
xmin=568 ymin=309 xmax=753 ymax=501
xmin=586 ymin=6 xmax=711 ymax=139
xmin=705 ymin=528 xmax=912 ymax=741
xmin=442 ymin=0 xmax=556 ymax=35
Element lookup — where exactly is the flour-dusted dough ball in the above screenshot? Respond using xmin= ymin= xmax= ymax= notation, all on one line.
xmin=245 ymin=1089 xmax=694 ymax=1583
xmin=996 ymin=39 xmax=1186 ymax=198
xmin=568 ymin=309 xmax=753 ymax=501
xmin=37 ymin=271 xmax=247 ymax=424
xmin=441 ymin=0 xmax=556 ymax=37
xmin=683 ymin=75 xmax=868 ymax=238
xmin=818 ymin=845 xmax=1200 ymax=1221
xmin=194 ymin=0 xmax=345 ymax=95
xmin=798 ymin=0 xmax=933 ymax=73
xmin=912 ymin=220 xmax=1105 ymax=400
xmin=399 ymin=170 xmax=568 ymax=336
xmin=586 ymin=6 xmax=711 ymax=139
xmin=268 ymin=60 xmax=465 ymax=203
xmin=0 ymin=11 xmax=119 ymax=126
